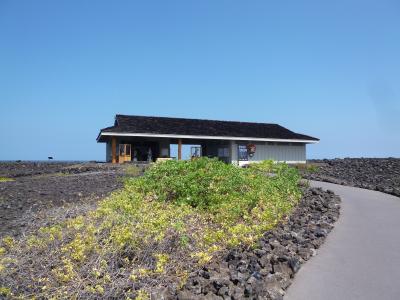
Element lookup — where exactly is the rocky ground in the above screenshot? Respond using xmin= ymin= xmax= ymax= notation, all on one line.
xmin=0 ymin=162 xmax=341 ymax=299
xmin=0 ymin=161 xmax=122 ymax=178
xmin=0 ymin=162 xmax=134 ymax=238
xmin=302 ymin=158 xmax=400 ymax=197
xmin=153 ymin=187 xmax=341 ymax=300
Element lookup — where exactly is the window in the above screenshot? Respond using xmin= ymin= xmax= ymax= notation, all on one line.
xmin=161 ymin=148 xmax=169 ymax=157
xmin=238 ymin=145 xmax=248 ymax=161
xmin=191 ymin=146 xmax=202 ymax=158
xmin=218 ymin=147 xmax=229 ymax=157
xmin=119 ymin=144 xmax=131 ymax=156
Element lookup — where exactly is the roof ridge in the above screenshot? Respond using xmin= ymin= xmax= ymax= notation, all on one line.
xmin=115 ymin=114 xmax=280 ymax=126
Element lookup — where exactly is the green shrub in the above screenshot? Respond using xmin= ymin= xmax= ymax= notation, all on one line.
xmin=0 ymin=177 xmax=14 ymax=182
xmin=124 ymin=165 xmax=142 ymax=177
xmin=307 ymin=164 xmax=319 ymax=173
xmin=136 ymin=158 xmax=254 ymax=212
xmin=0 ymin=158 xmax=301 ymax=299
xmin=292 ymin=163 xmax=319 ymax=174
xmin=247 ymin=159 xmax=275 ymax=173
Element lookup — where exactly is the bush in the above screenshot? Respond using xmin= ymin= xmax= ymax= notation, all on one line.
xmin=0 ymin=177 xmax=14 ymax=182
xmin=0 ymin=158 xmax=301 ymax=299
xmin=293 ymin=163 xmax=319 ymax=174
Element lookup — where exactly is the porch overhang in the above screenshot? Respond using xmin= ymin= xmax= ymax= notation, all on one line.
xmin=97 ymin=132 xmax=319 ymax=144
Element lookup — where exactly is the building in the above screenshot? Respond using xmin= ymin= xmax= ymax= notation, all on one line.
xmin=97 ymin=115 xmax=319 ymax=165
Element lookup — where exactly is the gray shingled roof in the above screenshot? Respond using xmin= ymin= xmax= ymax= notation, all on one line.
xmin=97 ymin=115 xmax=319 ymax=142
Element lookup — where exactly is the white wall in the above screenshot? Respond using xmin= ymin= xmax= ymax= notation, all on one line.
xmin=230 ymin=142 xmax=306 ymax=166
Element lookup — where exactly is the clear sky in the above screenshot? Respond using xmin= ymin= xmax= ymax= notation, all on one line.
xmin=0 ymin=0 xmax=399 ymax=161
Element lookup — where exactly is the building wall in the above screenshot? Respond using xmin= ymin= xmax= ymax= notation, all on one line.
xmin=106 ymin=142 xmax=111 ymax=162
xmin=106 ymin=139 xmax=169 ymax=162
xmin=230 ymin=141 xmax=238 ymax=162
xmin=230 ymin=142 xmax=306 ymax=166
xmin=105 ymin=138 xmax=307 ymax=164
xmin=159 ymin=141 xmax=170 ymax=157
xmin=203 ymin=142 xmax=231 ymax=163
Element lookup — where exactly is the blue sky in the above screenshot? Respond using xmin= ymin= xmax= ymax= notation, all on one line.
xmin=0 ymin=0 xmax=399 ymax=160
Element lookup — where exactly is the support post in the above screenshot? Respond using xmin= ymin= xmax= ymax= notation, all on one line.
xmin=111 ymin=137 xmax=117 ymax=164
xmin=178 ymin=139 xmax=182 ymax=160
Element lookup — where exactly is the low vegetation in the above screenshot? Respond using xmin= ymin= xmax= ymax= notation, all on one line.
xmin=0 ymin=177 xmax=14 ymax=182
xmin=292 ymin=163 xmax=319 ymax=174
xmin=0 ymin=158 xmax=301 ymax=299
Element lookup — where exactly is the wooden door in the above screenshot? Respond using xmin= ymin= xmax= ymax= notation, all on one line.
xmin=119 ymin=144 xmax=131 ymax=163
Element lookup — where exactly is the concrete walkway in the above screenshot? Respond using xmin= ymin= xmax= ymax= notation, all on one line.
xmin=285 ymin=181 xmax=400 ymax=300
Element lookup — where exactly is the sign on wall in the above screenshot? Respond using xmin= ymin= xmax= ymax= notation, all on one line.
xmin=238 ymin=145 xmax=248 ymax=161
xmin=246 ymin=143 xmax=256 ymax=157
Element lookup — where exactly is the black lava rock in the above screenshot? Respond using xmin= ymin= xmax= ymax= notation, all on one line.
xmin=172 ymin=187 xmax=341 ymax=299
xmin=303 ymin=158 xmax=400 ymax=197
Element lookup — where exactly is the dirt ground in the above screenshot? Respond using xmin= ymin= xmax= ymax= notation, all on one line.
xmin=0 ymin=162 xmax=135 ymax=238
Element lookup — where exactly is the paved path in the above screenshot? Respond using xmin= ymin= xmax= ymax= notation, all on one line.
xmin=285 ymin=181 xmax=400 ymax=300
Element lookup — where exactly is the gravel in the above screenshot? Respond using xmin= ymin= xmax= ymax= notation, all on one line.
xmin=302 ymin=158 xmax=400 ymax=197
xmin=0 ymin=162 xmax=127 ymax=238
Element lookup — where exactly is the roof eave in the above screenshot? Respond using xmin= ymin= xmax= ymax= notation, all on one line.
xmin=97 ymin=132 xmax=319 ymax=144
